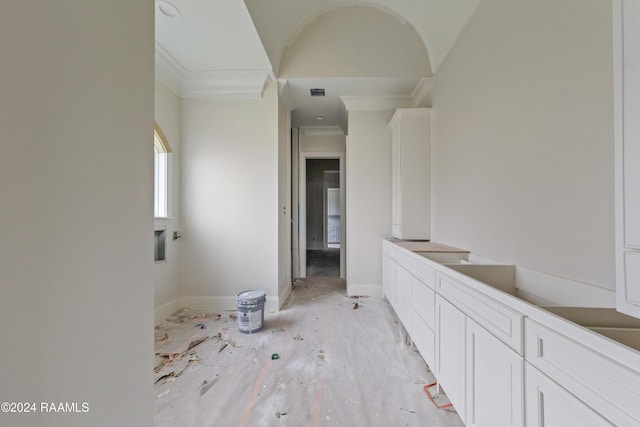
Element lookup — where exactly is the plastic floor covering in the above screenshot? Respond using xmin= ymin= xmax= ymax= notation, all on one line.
xmin=153 ymin=277 xmax=464 ymax=427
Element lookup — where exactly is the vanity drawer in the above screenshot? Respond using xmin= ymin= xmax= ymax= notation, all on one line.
xmin=394 ymin=251 xmax=414 ymax=271
xmin=411 ymin=277 xmax=435 ymax=329
xmin=385 ymin=244 xmax=414 ymax=271
xmin=525 ymin=318 xmax=640 ymax=426
xmin=411 ymin=308 xmax=435 ymax=368
xmin=412 ymin=259 xmax=436 ymax=289
xmin=436 ymin=272 xmax=523 ymax=354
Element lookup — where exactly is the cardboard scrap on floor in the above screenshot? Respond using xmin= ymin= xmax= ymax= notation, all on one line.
xmin=154 ymin=308 xmax=227 ymax=358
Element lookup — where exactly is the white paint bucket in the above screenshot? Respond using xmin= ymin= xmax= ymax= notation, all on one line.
xmin=236 ymin=290 xmax=266 ymax=334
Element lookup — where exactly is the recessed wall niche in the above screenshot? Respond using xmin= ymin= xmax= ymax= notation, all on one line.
xmin=154 ymin=227 xmax=167 ymax=263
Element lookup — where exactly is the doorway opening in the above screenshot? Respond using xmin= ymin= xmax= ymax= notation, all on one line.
xmin=295 ymin=151 xmax=346 ymax=279
xmin=305 ymin=159 xmax=340 ymax=276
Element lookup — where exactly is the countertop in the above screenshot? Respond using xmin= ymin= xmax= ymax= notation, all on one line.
xmin=386 ymin=239 xmax=470 ymax=253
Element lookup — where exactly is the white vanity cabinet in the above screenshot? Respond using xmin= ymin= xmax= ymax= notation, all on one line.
xmin=382 ymin=241 xmax=414 ymax=329
xmin=435 ymin=273 xmax=525 ymax=427
xmin=382 ymin=240 xmax=442 ymax=370
xmin=383 ymin=238 xmax=640 ymax=426
xmin=525 ymin=316 xmax=640 ymax=426
xmin=434 ymin=294 xmax=467 ymax=421
xmin=525 ymin=364 xmax=614 ymax=427
xmin=382 ymin=252 xmax=394 ymax=305
xmin=615 ymin=0 xmax=640 ymax=318
xmin=411 ymin=307 xmax=436 ymax=368
xmin=409 ymin=259 xmax=437 ymax=367
xmin=389 ymin=108 xmax=431 ymax=240
xmin=394 ymin=262 xmax=413 ymax=327
xmin=466 ymin=318 xmax=523 ymax=427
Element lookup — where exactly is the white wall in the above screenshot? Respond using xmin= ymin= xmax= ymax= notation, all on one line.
xmin=180 ymin=82 xmax=281 ymax=311
xmin=0 ymin=2 xmax=154 ymax=426
xmin=431 ymin=0 xmax=615 ymax=301
xmin=154 ymin=82 xmax=182 ymax=322
xmin=346 ymin=110 xmax=394 ymax=297
xmin=300 ymin=133 xmax=347 ymax=153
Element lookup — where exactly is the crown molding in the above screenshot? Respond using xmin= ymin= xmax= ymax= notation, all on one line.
xmin=411 ymin=78 xmax=432 ymax=107
xmin=181 ymin=70 xmax=272 ymax=99
xmin=155 ymin=42 xmax=185 ymax=96
xmin=388 ymin=107 xmax=432 ymax=128
xmin=340 ymin=95 xmax=415 ymax=112
xmin=277 ymin=79 xmax=295 ymax=111
xmin=155 ymin=42 xmax=272 ymax=99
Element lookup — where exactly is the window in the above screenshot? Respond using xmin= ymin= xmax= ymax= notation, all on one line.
xmin=154 ymin=124 xmax=172 ymax=218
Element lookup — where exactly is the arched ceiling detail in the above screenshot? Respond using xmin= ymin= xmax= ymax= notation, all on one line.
xmin=244 ymin=0 xmax=481 ymax=76
xmin=279 ymin=5 xmax=432 ymax=78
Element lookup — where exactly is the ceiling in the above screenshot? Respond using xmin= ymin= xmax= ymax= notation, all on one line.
xmin=154 ymin=0 xmax=480 ymax=130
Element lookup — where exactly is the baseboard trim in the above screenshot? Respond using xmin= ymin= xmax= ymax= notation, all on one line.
xmin=172 ymin=294 xmax=283 ymax=316
xmin=179 ymin=296 xmax=237 ymax=313
xmin=154 ymin=298 xmax=182 ymax=326
xmin=154 ymin=286 xmax=302 ymax=323
xmin=347 ymin=283 xmax=383 ymax=298
xmin=278 ymin=282 xmax=292 ymax=310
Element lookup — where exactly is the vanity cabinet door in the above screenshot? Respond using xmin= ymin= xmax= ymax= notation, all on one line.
xmin=389 ymin=108 xmax=431 ymax=240
xmin=411 ymin=308 xmax=435 ymax=368
xmin=466 ymin=318 xmax=523 ymax=427
xmin=615 ymin=0 xmax=640 ymax=318
xmin=382 ymin=250 xmax=412 ymax=330
xmin=395 ymin=264 xmax=413 ymax=327
xmin=382 ymin=254 xmax=394 ymax=303
xmin=435 ymin=294 xmax=467 ymax=422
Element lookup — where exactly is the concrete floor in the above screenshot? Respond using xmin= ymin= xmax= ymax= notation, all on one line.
xmin=154 ymin=277 xmax=464 ymax=427
xmin=306 ymin=249 xmax=340 ymax=277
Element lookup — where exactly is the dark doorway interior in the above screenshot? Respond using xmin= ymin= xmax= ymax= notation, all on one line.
xmin=306 ymin=158 xmax=340 ymax=277
xmin=306 ymin=248 xmax=340 ymax=276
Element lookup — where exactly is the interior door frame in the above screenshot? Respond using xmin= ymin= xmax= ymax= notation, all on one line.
xmin=299 ymin=151 xmax=346 ymax=278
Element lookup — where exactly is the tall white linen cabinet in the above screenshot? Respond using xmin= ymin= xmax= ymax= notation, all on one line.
xmin=615 ymin=0 xmax=640 ymax=318
xmin=389 ymin=108 xmax=432 ymax=240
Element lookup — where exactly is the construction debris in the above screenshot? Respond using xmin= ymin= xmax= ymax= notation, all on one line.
xmin=200 ymin=379 xmax=215 ymax=396
xmin=155 ymin=355 xmax=170 ymax=373
xmin=154 ymin=279 xmax=464 ymax=427
xmin=157 ymin=337 xmax=209 ymax=359
xmin=155 ymin=372 xmax=177 ymax=385
xmin=166 ymin=309 xmax=199 ymax=323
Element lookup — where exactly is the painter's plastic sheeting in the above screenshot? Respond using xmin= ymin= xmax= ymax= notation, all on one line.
xmin=154 ymin=277 xmax=464 ymax=427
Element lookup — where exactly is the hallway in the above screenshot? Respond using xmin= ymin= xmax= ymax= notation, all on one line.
xmin=154 ymin=277 xmax=463 ymax=426
xmin=306 ymin=249 xmax=340 ymax=277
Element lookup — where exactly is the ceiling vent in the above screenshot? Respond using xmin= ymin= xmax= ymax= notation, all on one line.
xmin=310 ymin=88 xmax=325 ymax=97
